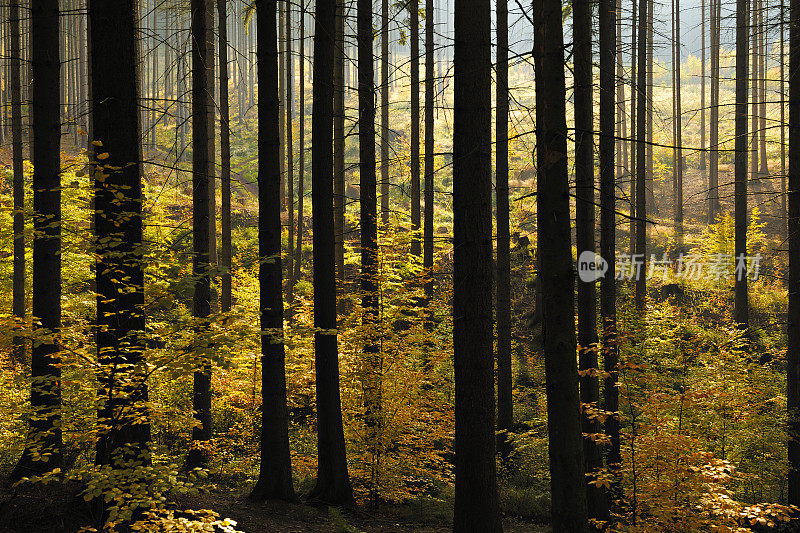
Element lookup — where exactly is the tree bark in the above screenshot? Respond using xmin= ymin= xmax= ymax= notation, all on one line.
xmin=249 ymin=0 xmax=296 ymax=501
xmin=90 ymin=0 xmax=150 ymax=468
xmin=410 ymin=0 xmax=421 ymax=257
xmin=10 ymin=0 xmax=25 ymax=367
xmin=533 ymin=0 xmax=588 ymax=526
xmin=495 ymin=0 xmax=513 ymax=459
xmin=308 ymin=0 xmax=355 ymax=506
xmin=381 ymin=0 xmax=390 ymax=226
xmin=574 ymin=0 xmax=604 ymax=518
xmin=187 ymin=0 xmax=213 ymax=470
xmin=634 ymin=0 xmax=647 ymax=310
xmin=674 ymin=0 xmax=683 ymax=244
xmin=452 ymin=0 xmax=502 ymax=530
xmin=787 ymin=0 xmax=800 ymax=504
xmin=333 ymin=0 xmax=346 ymax=298
xmin=11 ymin=0 xmax=63 ymax=481
xmin=600 ymin=0 xmax=621 ymax=493
xmin=286 ymin=0 xmax=295 ymax=299
xmin=220 ymin=0 xmax=232 ymax=314
xmin=295 ymin=3 xmax=305 ymax=283
xmin=735 ymin=0 xmax=750 ymax=329
xmin=709 ymin=0 xmax=721 ymax=222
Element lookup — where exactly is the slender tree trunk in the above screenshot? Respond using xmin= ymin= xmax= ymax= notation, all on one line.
xmin=286 ymin=0 xmax=295 ymax=300
xmin=701 ymin=0 xmax=706 ymax=172
xmin=358 ymin=0 xmax=382 ymax=507
xmin=295 ymin=4 xmax=305 ymax=283
xmin=10 ymin=0 xmax=25 ymax=367
xmin=645 ymin=0 xmax=655 ymax=213
xmin=249 ymin=0 xmax=296 ymax=500
xmin=600 ymin=0 xmax=621 ymax=493
xmin=629 ymin=0 xmax=637 ymax=253
xmin=309 ymin=0 xmax=355 ymax=506
xmin=735 ymin=0 xmax=750 ymax=329
xmin=410 ymin=0 xmax=421 ymax=257
xmin=675 ymin=0 xmax=683 ymax=244
xmin=333 ymin=0 xmax=346 ymax=297
xmin=709 ymin=0 xmax=721 ymax=221
xmin=90 ymin=0 xmax=149 ymax=469
xmin=279 ymin=1 xmax=286 ymax=212
xmin=11 ymin=0 xmax=63 ymax=481
xmin=634 ymin=0 xmax=647 ymax=310
xmin=751 ymin=8 xmax=760 ymax=190
xmin=187 ymin=0 xmax=213 ymax=470
xmin=452 ymin=0 xmax=502 ymax=530
xmin=759 ymin=0 xmax=768 ymax=176
xmin=783 ymin=0 xmax=788 ymax=225
xmin=381 ymin=0 xmax=390 ymax=225
xmin=219 ymin=0 xmax=232 ymax=314
xmin=424 ymin=0 xmax=435 ymax=302
xmin=495 ymin=0 xmax=513 ymax=459
xmin=617 ymin=0 xmax=627 ymax=180
xmin=574 ymin=0 xmax=604 ymax=518
xmin=533 ymin=0 xmax=588 ymax=527
xmin=787 ymin=0 xmax=800 ymax=504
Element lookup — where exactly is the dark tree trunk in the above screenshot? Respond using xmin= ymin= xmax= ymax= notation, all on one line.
xmin=410 ymin=0 xmax=421 ymax=257
xmin=634 ymin=0 xmax=647 ymax=311
xmin=295 ymin=4 xmax=305 ymax=283
xmin=11 ymin=0 xmax=63 ymax=481
xmin=599 ymin=0 xmax=621 ymax=493
xmin=787 ymin=0 xmax=800 ymax=504
xmin=629 ymin=0 xmax=637 ymax=254
xmin=308 ymin=0 xmax=355 ymax=506
xmin=249 ymin=0 xmax=296 ymax=501
xmin=574 ymin=0 xmax=603 ymax=518
xmin=751 ymin=8 xmax=759 ymax=191
xmin=533 ymin=0 xmax=588 ymax=526
xmin=333 ymin=0 xmax=345 ymax=297
xmin=734 ymin=0 xmax=749 ymax=329
xmin=424 ymin=0 xmax=435 ymax=315
xmin=495 ymin=0 xmax=513 ymax=458
xmin=187 ymin=0 xmax=213 ymax=470
xmin=783 ymin=0 xmax=787 ymax=226
xmin=674 ymin=0 xmax=683 ymax=244
xmin=286 ymin=0 xmax=295 ymax=300
xmin=220 ymin=0 xmax=232 ymax=314
xmin=708 ymin=0 xmax=721 ymax=222
xmin=452 ymin=0 xmax=502 ymax=530
xmin=381 ymin=0 xmax=390 ymax=226
xmin=759 ymin=0 xmax=768 ymax=176
xmin=358 ymin=0 xmax=382 ymax=507
xmin=701 ymin=0 xmax=706 ymax=172
xmin=10 ymin=0 xmax=25 ymax=367
xmin=90 ymin=0 xmax=149 ymax=469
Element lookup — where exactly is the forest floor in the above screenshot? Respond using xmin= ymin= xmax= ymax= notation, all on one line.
xmin=0 ymin=483 xmax=547 ymax=532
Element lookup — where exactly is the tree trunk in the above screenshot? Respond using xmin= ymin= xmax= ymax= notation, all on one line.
xmin=187 ymin=0 xmax=213 ymax=470
xmin=675 ymin=0 xmax=683 ymax=244
xmin=424 ymin=0 xmax=435 ymax=310
xmin=452 ymin=0 xmax=502 ymax=530
xmin=249 ymin=0 xmax=296 ymax=501
xmin=90 ymin=0 xmax=149 ymax=468
xmin=286 ymin=0 xmax=294 ymax=300
xmin=295 ymin=4 xmax=305 ymax=283
xmin=600 ymin=0 xmax=621 ymax=492
xmin=11 ymin=0 xmax=63 ymax=481
xmin=759 ymin=0 xmax=768 ymax=176
xmin=709 ymin=0 xmax=721 ymax=222
xmin=629 ymin=0 xmax=637 ymax=253
xmin=495 ymin=0 xmax=513 ymax=459
xmin=634 ymin=0 xmax=647 ymax=311
xmin=701 ymin=0 xmax=706 ymax=172
xmin=381 ymin=0 xmax=390 ymax=226
xmin=787 ymin=0 xmax=800 ymax=504
xmin=358 ymin=0 xmax=382 ymax=507
xmin=533 ymin=0 xmax=588 ymax=527
xmin=333 ymin=0 xmax=346 ymax=298
xmin=783 ymin=0 xmax=788 ymax=226
xmin=308 ymin=0 xmax=355 ymax=506
xmin=734 ymin=0 xmax=750 ymax=329
xmin=574 ymin=0 xmax=604 ymax=518
xmin=10 ymin=0 xmax=25 ymax=367
xmin=410 ymin=0 xmax=421 ymax=257
xmin=219 ymin=0 xmax=232 ymax=314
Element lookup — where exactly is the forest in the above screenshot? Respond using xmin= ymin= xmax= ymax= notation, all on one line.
xmin=1 ymin=0 xmax=800 ymax=531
